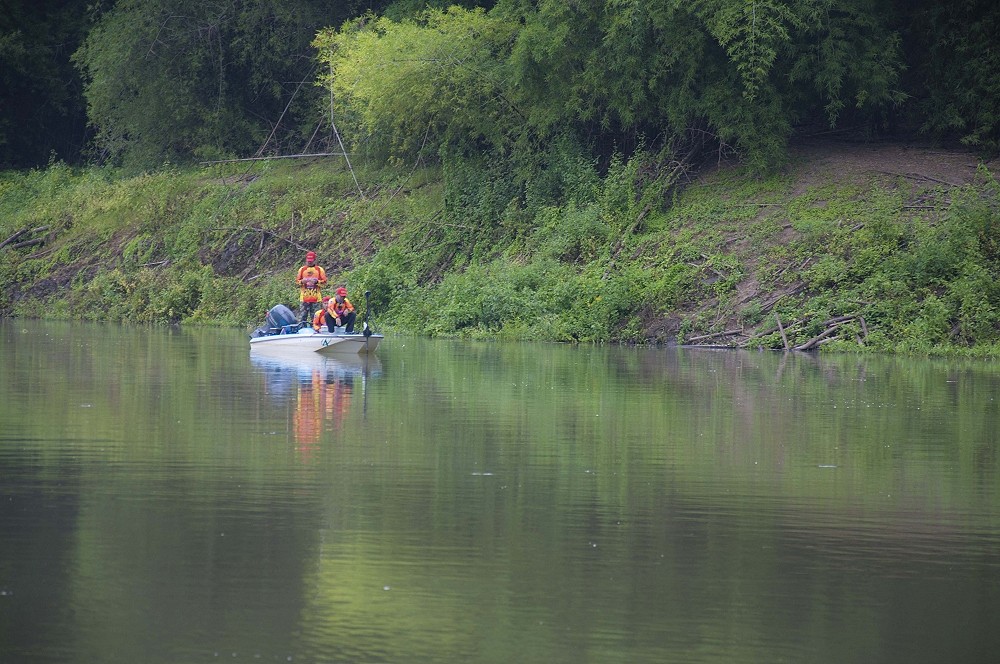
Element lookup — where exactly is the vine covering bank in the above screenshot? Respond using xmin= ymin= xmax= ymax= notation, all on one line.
xmin=1 ymin=142 xmax=999 ymax=356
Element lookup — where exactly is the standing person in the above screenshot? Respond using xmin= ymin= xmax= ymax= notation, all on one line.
xmin=296 ymin=250 xmax=327 ymax=324
xmin=325 ymin=286 xmax=356 ymax=333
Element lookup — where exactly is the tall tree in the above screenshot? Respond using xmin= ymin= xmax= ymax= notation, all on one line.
xmin=73 ymin=0 xmax=392 ymax=170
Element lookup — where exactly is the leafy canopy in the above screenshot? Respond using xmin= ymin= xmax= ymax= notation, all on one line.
xmin=74 ymin=0 xmax=383 ymax=170
xmin=317 ymin=1 xmax=911 ymax=170
xmin=314 ymin=7 xmax=521 ymax=162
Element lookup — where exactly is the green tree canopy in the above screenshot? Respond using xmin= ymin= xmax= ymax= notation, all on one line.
xmin=2 ymin=0 xmax=996 ymax=170
xmin=314 ymin=7 xmax=521 ymax=162
xmin=316 ymin=0 xmax=913 ymax=171
xmin=73 ymin=0 xmax=391 ymax=170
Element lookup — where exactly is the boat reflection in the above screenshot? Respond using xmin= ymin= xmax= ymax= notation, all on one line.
xmin=250 ymin=351 xmax=382 ymax=459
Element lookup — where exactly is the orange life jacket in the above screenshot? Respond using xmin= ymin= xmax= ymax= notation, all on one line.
xmin=296 ymin=265 xmax=327 ymax=303
xmin=312 ymin=308 xmax=328 ymax=331
xmin=329 ymin=297 xmax=354 ymax=317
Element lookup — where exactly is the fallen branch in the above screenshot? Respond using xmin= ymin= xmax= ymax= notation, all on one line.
xmin=745 ymin=318 xmax=801 ymax=338
xmin=257 ymin=227 xmax=310 ymax=251
xmin=758 ymin=294 xmax=786 ymax=316
xmin=909 ymin=172 xmax=960 ymax=187
xmin=10 ymin=238 xmax=44 ymax=250
xmin=0 ymin=225 xmax=48 ymax=250
xmin=24 ymin=247 xmax=55 ymax=260
xmin=794 ymin=325 xmax=840 ymax=351
xmin=777 ymin=257 xmax=812 ymax=280
xmin=213 ymin=226 xmax=310 ymax=252
xmin=698 ymin=254 xmax=727 ymax=279
xmin=0 ymin=228 xmax=29 ymax=249
xmin=687 ymin=329 xmax=742 ymax=342
xmin=684 ymin=261 xmax=713 ymax=278
xmin=877 ymin=170 xmax=960 ymax=188
xmin=822 ymin=314 xmax=857 ymax=327
xmin=200 ymin=152 xmax=349 ymax=165
xmin=775 ymin=314 xmax=790 ymax=350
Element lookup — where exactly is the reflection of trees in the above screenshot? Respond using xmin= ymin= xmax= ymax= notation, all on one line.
xmin=0 ymin=475 xmax=80 ymax=660
xmin=9 ymin=325 xmax=1000 ymax=661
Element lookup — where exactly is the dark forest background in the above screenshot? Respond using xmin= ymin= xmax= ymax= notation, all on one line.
xmin=1 ymin=0 xmax=997 ymax=172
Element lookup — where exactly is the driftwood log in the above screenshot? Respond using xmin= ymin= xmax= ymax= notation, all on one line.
xmin=775 ymin=314 xmax=790 ymax=350
xmin=687 ymin=329 xmax=742 ymax=343
xmin=793 ymin=314 xmax=864 ymax=351
xmin=10 ymin=238 xmax=44 ymax=250
xmin=794 ymin=325 xmax=841 ymax=350
xmin=1 ymin=225 xmax=48 ymax=251
xmin=0 ymin=228 xmax=29 ymax=249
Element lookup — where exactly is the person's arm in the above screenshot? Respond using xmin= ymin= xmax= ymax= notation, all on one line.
xmin=317 ymin=267 xmax=328 ymax=286
xmin=296 ymin=266 xmax=305 ymax=286
xmin=344 ymin=298 xmax=355 ymax=313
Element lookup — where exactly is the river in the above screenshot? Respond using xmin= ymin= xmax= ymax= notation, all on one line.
xmin=2 ymin=320 xmax=999 ymax=663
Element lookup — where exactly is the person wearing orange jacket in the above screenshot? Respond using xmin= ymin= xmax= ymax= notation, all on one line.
xmin=312 ymin=296 xmax=331 ymax=331
xmin=325 ymin=286 xmax=356 ymax=333
xmin=296 ymin=250 xmax=327 ymax=324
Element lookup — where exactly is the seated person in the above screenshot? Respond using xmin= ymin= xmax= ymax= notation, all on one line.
xmin=325 ymin=287 xmax=356 ymax=333
xmin=312 ymin=296 xmax=331 ymax=331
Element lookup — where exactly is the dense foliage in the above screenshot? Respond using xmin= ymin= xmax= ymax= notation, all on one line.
xmin=2 ymin=0 xmax=1000 ymax=356
xmin=2 ymin=152 xmax=999 ymax=355
xmin=0 ymin=0 xmax=997 ymax=169
xmin=72 ymin=0 xmax=403 ymax=170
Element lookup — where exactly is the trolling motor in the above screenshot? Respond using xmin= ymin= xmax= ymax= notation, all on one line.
xmin=362 ymin=290 xmax=373 ymax=338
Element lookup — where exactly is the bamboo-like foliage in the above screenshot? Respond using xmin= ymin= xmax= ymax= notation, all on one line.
xmin=314 ymin=1 xmax=914 ymax=169
xmin=314 ymin=8 xmax=520 ymax=162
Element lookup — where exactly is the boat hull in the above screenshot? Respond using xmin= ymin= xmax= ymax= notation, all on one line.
xmin=249 ymin=330 xmax=382 ymax=355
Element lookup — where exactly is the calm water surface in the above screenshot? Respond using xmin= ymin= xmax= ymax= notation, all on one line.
xmin=2 ymin=320 xmax=999 ymax=663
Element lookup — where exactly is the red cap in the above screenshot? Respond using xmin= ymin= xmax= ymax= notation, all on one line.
xmin=306 ymin=251 xmax=316 ymax=261
xmin=322 ymin=296 xmax=330 ymax=302
xmin=336 ymin=287 xmax=347 ymax=297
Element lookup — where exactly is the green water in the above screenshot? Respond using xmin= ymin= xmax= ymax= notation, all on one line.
xmin=2 ymin=320 xmax=999 ymax=663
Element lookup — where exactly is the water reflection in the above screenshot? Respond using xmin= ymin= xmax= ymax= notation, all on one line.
xmin=250 ymin=350 xmax=381 ymax=458
xmin=5 ymin=323 xmax=1000 ymax=664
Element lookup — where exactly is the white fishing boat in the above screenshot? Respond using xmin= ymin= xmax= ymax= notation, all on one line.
xmin=249 ymin=302 xmax=382 ymax=355
xmin=250 ymin=326 xmax=382 ymax=355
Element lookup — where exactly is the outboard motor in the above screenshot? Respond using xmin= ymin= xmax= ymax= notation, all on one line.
xmin=250 ymin=304 xmax=300 ymax=338
xmin=266 ymin=304 xmax=299 ymax=333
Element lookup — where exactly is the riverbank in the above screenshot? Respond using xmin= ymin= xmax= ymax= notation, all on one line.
xmin=2 ymin=140 xmax=999 ymax=355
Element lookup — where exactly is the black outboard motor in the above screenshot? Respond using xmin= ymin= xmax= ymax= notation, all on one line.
xmin=250 ymin=304 xmax=300 ymax=338
xmin=266 ymin=304 xmax=298 ymax=331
